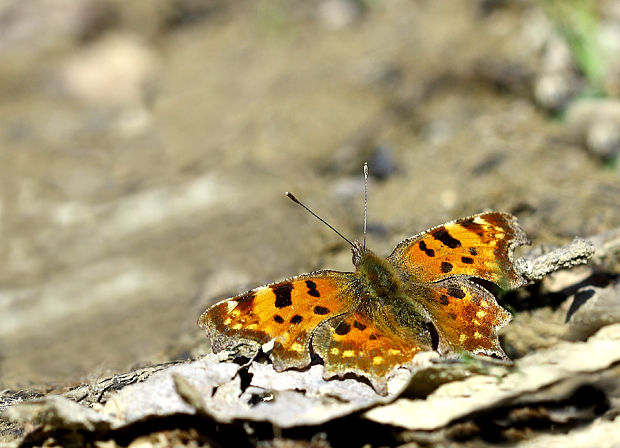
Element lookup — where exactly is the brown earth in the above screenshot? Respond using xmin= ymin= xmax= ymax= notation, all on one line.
xmin=0 ymin=0 xmax=618 ymax=398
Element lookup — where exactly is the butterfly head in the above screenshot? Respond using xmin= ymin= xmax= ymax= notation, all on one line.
xmin=351 ymin=240 xmax=383 ymax=270
xmin=352 ymin=239 xmax=365 ymax=267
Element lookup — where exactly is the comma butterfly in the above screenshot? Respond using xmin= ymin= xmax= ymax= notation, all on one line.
xmin=199 ymin=167 xmax=529 ymax=394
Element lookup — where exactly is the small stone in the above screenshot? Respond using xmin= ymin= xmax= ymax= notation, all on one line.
xmin=368 ymin=145 xmax=397 ymax=180
xmin=586 ymin=120 xmax=620 ymax=160
xmin=534 ymin=72 xmax=578 ymax=112
xmin=565 ymin=98 xmax=620 ymax=160
xmin=317 ymin=0 xmax=361 ymax=30
xmin=60 ymin=32 xmax=158 ymax=109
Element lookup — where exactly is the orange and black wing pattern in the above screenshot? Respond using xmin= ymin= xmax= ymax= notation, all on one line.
xmin=389 ymin=212 xmax=529 ymax=290
xmin=411 ymin=278 xmax=511 ymax=358
xmin=200 ymin=211 xmax=530 ymax=394
xmin=312 ymin=301 xmax=433 ymax=394
xmin=198 ymin=270 xmax=359 ymax=371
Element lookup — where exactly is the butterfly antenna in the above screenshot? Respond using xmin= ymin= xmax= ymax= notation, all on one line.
xmin=363 ymin=162 xmax=368 ymax=251
xmin=286 ymin=192 xmax=355 ymax=249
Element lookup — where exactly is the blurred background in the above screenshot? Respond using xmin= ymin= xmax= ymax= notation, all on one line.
xmin=0 ymin=0 xmax=619 ymax=390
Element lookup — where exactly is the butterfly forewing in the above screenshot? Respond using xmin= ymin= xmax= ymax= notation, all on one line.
xmin=389 ymin=212 xmax=529 ymax=289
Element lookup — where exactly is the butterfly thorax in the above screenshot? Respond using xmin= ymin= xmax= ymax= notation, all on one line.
xmin=355 ymin=248 xmax=403 ymax=302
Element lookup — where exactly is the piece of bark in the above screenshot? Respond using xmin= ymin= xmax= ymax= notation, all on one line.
xmin=515 ymin=237 xmax=594 ymax=284
xmin=565 ymin=280 xmax=620 ymax=341
xmin=364 ymin=323 xmax=620 ymax=430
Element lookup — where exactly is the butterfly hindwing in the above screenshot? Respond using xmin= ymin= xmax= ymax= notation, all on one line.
xmin=388 ymin=212 xmax=529 ymax=289
xmin=312 ymin=300 xmax=434 ymax=393
xmin=198 ymin=270 xmax=359 ymax=370
xmin=313 ymin=313 xmax=423 ymax=393
xmin=411 ymin=278 xmax=512 ymax=358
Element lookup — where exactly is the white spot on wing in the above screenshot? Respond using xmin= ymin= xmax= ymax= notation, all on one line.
xmin=227 ymin=301 xmax=238 ymax=313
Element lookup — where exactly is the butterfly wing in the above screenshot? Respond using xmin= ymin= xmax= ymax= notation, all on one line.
xmin=411 ymin=278 xmax=511 ymax=358
xmin=388 ymin=212 xmax=529 ymax=289
xmin=312 ymin=300 xmax=435 ymax=394
xmin=198 ymin=270 xmax=359 ymax=371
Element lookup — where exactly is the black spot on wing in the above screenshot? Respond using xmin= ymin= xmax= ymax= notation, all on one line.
xmin=461 ymin=256 xmax=474 ymax=264
xmin=236 ymin=291 xmax=255 ymax=304
xmin=272 ymin=283 xmax=293 ymax=308
xmin=441 ymin=262 xmax=453 ymax=273
xmin=432 ymin=228 xmax=462 ymax=249
xmin=447 ymin=284 xmax=466 ymax=299
xmin=419 ymin=240 xmax=435 ymax=257
xmin=461 ymin=220 xmax=485 ymax=237
xmin=290 ymin=315 xmax=303 ymax=324
xmin=369 ymin=334 xmax=378 ymax=340
xmin=335 ymin=322 xmax=351 ymax=335
xmin=439 ymin=294 xmax=449 ymax=305
xmin=469 ymin=247 xmax=478 ymax=256
xmin=305 ymin=280 xmax=320 ymax=297
xmin=274 ymin=315 xmax=284 ymax=324
xmin=313 ymin=306 xmax=330 ymax=315
xmin=353 ymin=320 xmax=367 ymax=331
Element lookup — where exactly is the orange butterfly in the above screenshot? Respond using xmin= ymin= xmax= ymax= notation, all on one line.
xmin=199 ymin=170 xmax=529 ymax=394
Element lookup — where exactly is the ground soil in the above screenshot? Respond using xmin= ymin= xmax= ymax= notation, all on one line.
xmin=0 ymin=0 xmax=618 ymax=399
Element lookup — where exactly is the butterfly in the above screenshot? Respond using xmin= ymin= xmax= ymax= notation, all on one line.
xmin=199 ymin=181 xmax=529 ymax=394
